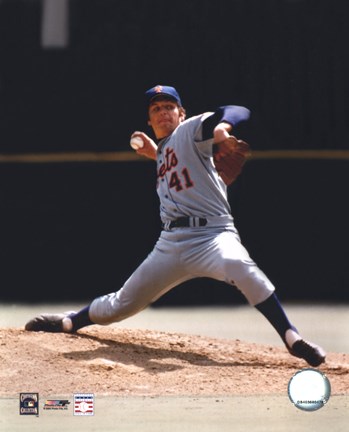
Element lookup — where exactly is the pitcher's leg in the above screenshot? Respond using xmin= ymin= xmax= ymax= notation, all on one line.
xmin=198 ymin=229 xmax=326 ymax=367
xmin=25 ymin=231 xmax=192 ymax=333
xmin=89 ymin=246 xmax=191 ymax=325
xmin=207 ymin=231 xmax=300 ymax=336
xmin=215 ymin=235 xmax=299 ymax=347
xmin=198 ymin=229 xmax=275 ymax=305
xmin=25 ymin=250 xmax=188 ymax=333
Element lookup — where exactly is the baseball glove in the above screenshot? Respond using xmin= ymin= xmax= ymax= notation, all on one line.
xmin=213 ymin=136 xmax=251 ymax=185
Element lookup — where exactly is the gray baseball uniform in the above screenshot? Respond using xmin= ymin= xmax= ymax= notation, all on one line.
xmin=89 ymin=111 xmax=275 ymax=325
xmin=24 ymin=85 xmax=326 ymax=368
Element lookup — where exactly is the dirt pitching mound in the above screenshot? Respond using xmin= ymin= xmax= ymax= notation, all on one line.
xmin=1 ymin=327 xmax=348 ymax=397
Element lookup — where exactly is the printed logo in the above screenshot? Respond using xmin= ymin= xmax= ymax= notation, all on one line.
xmin=74 ymin=393 xmax=94 ymax=416
xmin=43 ymin=399 xmax=70 ymax=410
xmin=19 ymin=393 xmax=39 ymax=416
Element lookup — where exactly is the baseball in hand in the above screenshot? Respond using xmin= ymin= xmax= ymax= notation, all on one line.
xmin=130 ymin=136 xmax=144 ymax=150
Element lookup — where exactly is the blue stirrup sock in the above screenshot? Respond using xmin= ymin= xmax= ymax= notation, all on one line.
xmin=69 ymin=306 xmax=94 ymax=332
xmin=255 ymin=293 xmax=299 ymax=346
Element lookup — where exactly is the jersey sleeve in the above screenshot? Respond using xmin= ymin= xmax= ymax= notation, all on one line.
xmin=201 ymin=105 xmax=251 ymax=141
xmin=192 ymin=113 xmax=216 ymax=158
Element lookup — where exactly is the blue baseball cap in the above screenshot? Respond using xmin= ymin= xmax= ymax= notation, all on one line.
xmin=145 ymin=85 xmax=182 ymax=106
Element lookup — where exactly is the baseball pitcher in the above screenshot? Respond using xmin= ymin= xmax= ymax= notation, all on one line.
xmin=25 ymin=85 xmax=326 ymax=367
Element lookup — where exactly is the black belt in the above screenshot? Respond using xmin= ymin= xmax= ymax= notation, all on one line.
xmin=162 ymin=217 xmax=207 ymax=229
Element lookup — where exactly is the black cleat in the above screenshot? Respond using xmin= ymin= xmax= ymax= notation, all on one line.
xmin=287 ymin=339 xmax=326 ymax=367
xmin=25 ymin=311 xmax=76 ymax=333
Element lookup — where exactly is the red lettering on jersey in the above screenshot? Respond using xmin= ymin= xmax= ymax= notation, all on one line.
xmin=157 ymin=149 xmax=194 ymax=192
xmin=169 ymin=171 xmax=183 ymax=191
xmin=158 ymin=148 xmax=178 ymax=179
xmin=181 ymin=167 xmax=194 ymax=188
xmin=159 ymin=164 xmax=167 ymax=177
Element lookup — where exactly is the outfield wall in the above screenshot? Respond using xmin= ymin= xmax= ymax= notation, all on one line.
xmin=0 ymin=156 xmax=347 ymax=304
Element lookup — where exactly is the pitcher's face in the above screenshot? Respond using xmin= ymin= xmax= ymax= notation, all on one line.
xmin=148 ymin=99 xmax=186 ymax=139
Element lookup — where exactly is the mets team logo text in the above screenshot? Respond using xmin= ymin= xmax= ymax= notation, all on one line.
xmin=158 ymin=148 xmax=194 ymax=191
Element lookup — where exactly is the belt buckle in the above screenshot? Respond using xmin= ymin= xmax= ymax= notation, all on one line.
xmin=191 ymin=217 xmax=207 ymax=227
xmin=189 ymin=217 xmax=197 ymax=228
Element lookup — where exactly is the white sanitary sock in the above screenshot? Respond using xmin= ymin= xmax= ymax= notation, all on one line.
xmin=285 ymin=328 xmax=302 ymax=347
